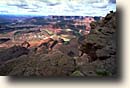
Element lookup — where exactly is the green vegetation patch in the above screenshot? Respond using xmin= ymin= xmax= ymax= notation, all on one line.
xmin=96 ymin=69 xmax=112 ymax=76
xmin=71 ymin=70 xmax=84 ymax=77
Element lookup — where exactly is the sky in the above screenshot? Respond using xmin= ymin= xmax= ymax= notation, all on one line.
xmin=0 ymin=0 xmax=116 ymax=16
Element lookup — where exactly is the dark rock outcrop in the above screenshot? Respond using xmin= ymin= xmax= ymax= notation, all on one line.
xmin=0 ymin=50 xmax=75 ymax=76
xmin=52 ymin=38 xmax=79 ymax=57
xmin=79 ymin=11 xmax=117 ymax=76
xmin=79 ymin=11 xmax=116 ymax=61
xmin=0 ymin=45 xmax=29 ymax=62
xmin=21 ymin=41 xmax=30 ymax=48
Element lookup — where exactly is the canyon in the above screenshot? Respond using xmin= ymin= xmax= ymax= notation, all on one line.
xmin=0 ymin=11 xmax=117 ymax=77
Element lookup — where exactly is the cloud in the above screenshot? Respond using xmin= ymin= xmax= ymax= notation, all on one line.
xmin=29 ymin=10 xmax=38 ymax=12
xmin=0 ymin=10 xmax=8 ymax=14
xmin=7 ymin=4 xmax=28 ymax=9
xmin=0 ymin=0 xmax=116 ymax=16
xmin=92 ymin=3 xmax=108 ymax=8
xmin=109 ymin=0 xmax=116 ymax=3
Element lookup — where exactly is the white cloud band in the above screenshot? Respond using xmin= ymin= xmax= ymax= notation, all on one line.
xmin=0 ymin=0 xmax=116 ymax=16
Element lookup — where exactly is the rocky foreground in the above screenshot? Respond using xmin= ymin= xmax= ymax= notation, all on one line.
xmin=0 ymin=11 xmax=117 ymax=77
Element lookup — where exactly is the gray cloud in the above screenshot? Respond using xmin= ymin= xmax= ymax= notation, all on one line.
xmin=0 ymin=10 xmax=8 ymax=13
xmin=109 ymin=0 xmax=116 ymax=3
xmin=32 ymin=4 xmax=42 ymax=8
xmin=29 ymin=10 xmax=38 ymax=12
